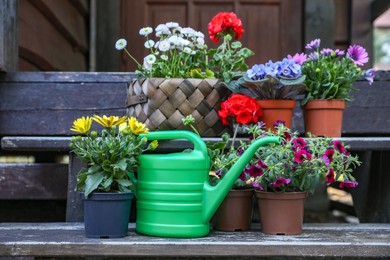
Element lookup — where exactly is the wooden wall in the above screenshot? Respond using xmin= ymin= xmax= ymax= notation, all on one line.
xmin=18 ymin=0 xmax=89 ymax=71
xmin=120 ymin=0 xmax=303 ymax=72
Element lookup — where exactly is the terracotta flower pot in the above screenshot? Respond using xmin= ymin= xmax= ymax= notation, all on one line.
xmin=255 ymin=191 xmax=308 ymax=235
xmin=212 ymin=189 xmax=254 ymax=231
xmin=303 ymin=99 xmax=346 ymax=137
xmin=256 ymin=100 xmax=296 ymax=131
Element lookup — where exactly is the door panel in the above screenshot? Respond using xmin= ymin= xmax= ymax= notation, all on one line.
xmin=120 ymin=0 xmax=302 ymax=72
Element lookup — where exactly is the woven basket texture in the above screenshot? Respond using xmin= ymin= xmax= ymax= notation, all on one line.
xmin=126 ymin=78 xmax=232 ymax=137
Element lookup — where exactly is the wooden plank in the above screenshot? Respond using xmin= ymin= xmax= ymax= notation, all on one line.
xmin=0 ymin=223 xmax=389 ymax=258
xmin=0 ymin=0 xmax=18 ymax=72
xmin=0 ymin=163 xmax=68 ymax=200
xmin=19 ymin=0 xmax=86 ymax=71
xmin=29 ymin=0 xmax=88 ymax=52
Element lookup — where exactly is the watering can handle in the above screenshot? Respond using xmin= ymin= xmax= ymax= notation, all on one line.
xmin=139 ymin=130 xmax=209 ymax=157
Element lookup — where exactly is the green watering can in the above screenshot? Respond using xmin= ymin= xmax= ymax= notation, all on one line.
xmin=134 ymin=130 xmax=280 ymax=238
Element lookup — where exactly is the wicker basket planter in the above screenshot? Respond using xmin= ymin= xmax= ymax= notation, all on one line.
xmin=126 ymin=78 xmax=232 ymax=137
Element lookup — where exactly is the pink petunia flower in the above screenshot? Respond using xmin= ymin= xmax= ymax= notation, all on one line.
xmin=294 ymin=149 xmax=312 ymax=163
xmin=339 ymin=180 xmax=359 ymax=189
xmin=326 ymin=168 xmax=335 ymax=184
xmin=271 ymin=177 xmax=291 ymax=188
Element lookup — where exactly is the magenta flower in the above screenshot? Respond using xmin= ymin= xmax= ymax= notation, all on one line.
xmin=274 ymin=120 xmax=286 ymax=128
xmin=365 ymin=69 xmax=375 ymax=85
xmin=283 ymin=131 xmax=292 ymax=142
xmin=237 ymin=148 xmax=244 ymax=156
xmin=271 ymin=177 xmax=291 ymax=188
xmin=257 ymin=159 xmax=268 ymax=169
xmin=339 ymin=180 xmax=359 ymax=189
xmin=252 ymin=182 xmax=264 ymax=191
xmin=305 ymin=39 xmax=321 ymax=50
xmin=326 ymin=168 xmax=335 ymax=184
xmin=334 ymin=140 xmax=345 ymax=153
xmin=347 ymin=45 xmax=369 ymax=66
xmin=287 ymin=53 xmax=307 ymax=65
xmin=239 ymin=171 xmax=247 ymax=181
xmin=292 ymin=138 xmax=307 ymax=149
xmin=245 ymin=165 xmax=263 ymax=177
xmin=294 ymin=149 xmax=312 ymax=163
xmin=321 ymin=148 xmax=334 ymax=166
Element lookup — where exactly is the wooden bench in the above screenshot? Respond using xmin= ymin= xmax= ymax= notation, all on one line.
xmin=0 ymin=223 xmax=389 ymax=258
xmin=1 ymin=71 xmax=390 ymax=258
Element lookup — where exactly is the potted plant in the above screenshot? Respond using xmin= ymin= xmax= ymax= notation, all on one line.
xmin=116 ymin=12 xmax=254 ymax=137
xmin=246 ymin=123 xmax=361 ymax=235
xmin=183 ymin=94 xmax=262 ymax=231
xmin=300 ymin=38 xmax=375 ymax=137
xmin=226 ymin=57 xmax=306 ymax=131
xmin=69 ymin=115 xmax=158 ymax=238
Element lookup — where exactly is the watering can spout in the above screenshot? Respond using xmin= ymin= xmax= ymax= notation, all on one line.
xmin=202 ymin=136 xmax=281 ymax=223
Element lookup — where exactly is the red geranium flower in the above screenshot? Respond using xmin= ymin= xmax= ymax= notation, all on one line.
xmin=208 ymin=12 xmax=244 ymax=43
xmin=218 ymin=94 xmax=262 ymax=126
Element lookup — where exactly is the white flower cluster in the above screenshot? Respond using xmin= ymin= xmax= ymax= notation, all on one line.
xmin=139 ymin=22 xmax=206 ymax=71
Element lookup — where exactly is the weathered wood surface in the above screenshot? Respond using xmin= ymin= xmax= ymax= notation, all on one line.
xmin=0 ymin=223 xmax=389 ymax=258
xmin=0 ymin=163 xmax=67 ymax=200
xmin=3 ymin=136 xmax=390 ymax=152
xmin=0 ymin=72 xmax=133 ymax=136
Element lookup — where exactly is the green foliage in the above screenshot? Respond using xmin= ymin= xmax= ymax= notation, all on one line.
xmin=248 ymin=124 xmax=361 ymax=193
xmin=70 ymin=126 xmax=156 ymax=197
xmin=301 ymin=54 xmax=363 ymax=105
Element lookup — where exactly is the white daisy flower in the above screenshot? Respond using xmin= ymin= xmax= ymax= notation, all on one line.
xmin=194 ymin=31 xmax=205 ymax=38
xmin=139 ymin=27 xmax=153 ymax=36
xmin=165 ymin=22 xmax=179 ymax=28
xmin=144 ymin=54 xmax=156 ymax=64
xmin=158 ymin=40 xmax=171 ymax=52
xmin=191 ymin=50 xmax=196 ymax=55
xmin=172 ymin=27 xmax=182 ymax=35
xmin=196 ymin=38 xmax=205 ymax=48
xmin=160 ymin=54 xmax=168 ymax=61
xmin=143 ymin=60 xmax=152 ymax=71
xmin=181 ymin=27 xmax=195 ymax=36
xmin=144 ymin=40 xmax=155 ymax=49
xmin=183 ymin=47 xmax=192 ymax=54
xmin=115 ymin=39 xmax=127 ymax=50
xmin=180 ymin=39 xmax=191 ymax=46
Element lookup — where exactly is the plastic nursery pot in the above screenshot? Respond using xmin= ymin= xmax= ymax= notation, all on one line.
xmin=256 ymin=100 xmax=296 ymax=132
xmin=303 ymin=99 xmax=346 ymax=137
xmin=255 ymin=191 xmax=308 ymax=235
xmin=81 ymin=192 xmax=134 ymax=238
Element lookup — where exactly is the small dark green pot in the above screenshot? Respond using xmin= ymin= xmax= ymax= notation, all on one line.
xmin=80 ymin=192 xmax=134 ymax=238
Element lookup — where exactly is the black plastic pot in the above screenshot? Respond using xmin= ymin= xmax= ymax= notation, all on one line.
xmin=80 ymin=192 xmax=134 ymax=238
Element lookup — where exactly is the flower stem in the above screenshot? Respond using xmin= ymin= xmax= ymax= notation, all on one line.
xmin=231 ymin=123 xmax=239 ymax=151
xmin=124 ymin=47 xmax=143 ymax=69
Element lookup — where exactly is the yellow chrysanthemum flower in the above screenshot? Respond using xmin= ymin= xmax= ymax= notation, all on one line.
xmin=93 ymin=115 xmax=127 ymax=128
xmin=70 ymin=116 xmax=93 ymax=134
xmin=128 ymin=117 xmax=149 ymax=135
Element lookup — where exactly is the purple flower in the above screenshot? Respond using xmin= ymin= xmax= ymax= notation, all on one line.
xmin=239 ymin=171 xmax=247 ymax=181
xmin=294 ymin=149 xmax=312 ymax=163
xmin=245 ymin=165 xmax=263 ymax=177
xmin=252 ymin=182 xmax=264 ymax=191
xmin=347 ymin=44 xmax=369 ymax=66
xmin=257 ymin=121 xmax=266 ymax=130
xmin=334 ymin=140 xmax=345 ymax=153
xmin=334 ymin=49 xmax=345 ymax=56
xmin=326 ymin=168 xmax=335 ymax=184
xmin=274 ymin=120 xmax=286 ymax=128
xmin=365 ymin=69 xmax=375 ymax=85
xmin=237 ymin=148 xmax=244 ymax=156
xmin=215 ymin=169 xmax=222 ymax=177
xmin=257 ymin=159 xmax=268 ymax=169
xmin=287 ymin=53 xmax=307 ymax=65
xmin=271 ymin=177 xmax=291 ymax=188
xmin=320 ymin=48 xmax=333 ymax=56
xmin=308 ymin=51 xmax=319 ymax=61
xmin=339 ymin=180 xmax=359 ymax=189
xmin=321 ymin=148 xmax=334 ymax=166
xmin=305 ymin=39 xmax=321 ymax=50
xmin=292 ymin=138 xmax=307 ymax=149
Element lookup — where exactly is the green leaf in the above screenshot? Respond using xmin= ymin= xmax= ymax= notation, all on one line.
xmin=115 ymin=158 xmax=128 ymax=171
xmin=84 ymin=171 xmax=104 ymax=197
xmin=231 ymin=41 xmax=242 ymax=49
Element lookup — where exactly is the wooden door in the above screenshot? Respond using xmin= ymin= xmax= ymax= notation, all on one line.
xmin=120 ymin=0 xmax=303 ymax=72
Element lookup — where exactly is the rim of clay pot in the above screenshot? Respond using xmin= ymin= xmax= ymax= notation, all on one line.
xmin=303 ymin=99 xmax=346 ymax=110
xmin=257 ymin=99 xmax=296 ymax=109
xmin=227 ymin=189 xmax=254 ymax=198
xmin=254 ymin=190 xmax=308 ymax=200
xmin=80 ymin=191 xmax=135 ymax=200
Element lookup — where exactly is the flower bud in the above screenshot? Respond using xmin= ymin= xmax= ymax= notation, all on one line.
xmin=90 ymin=131 xmax=98 ymax=139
